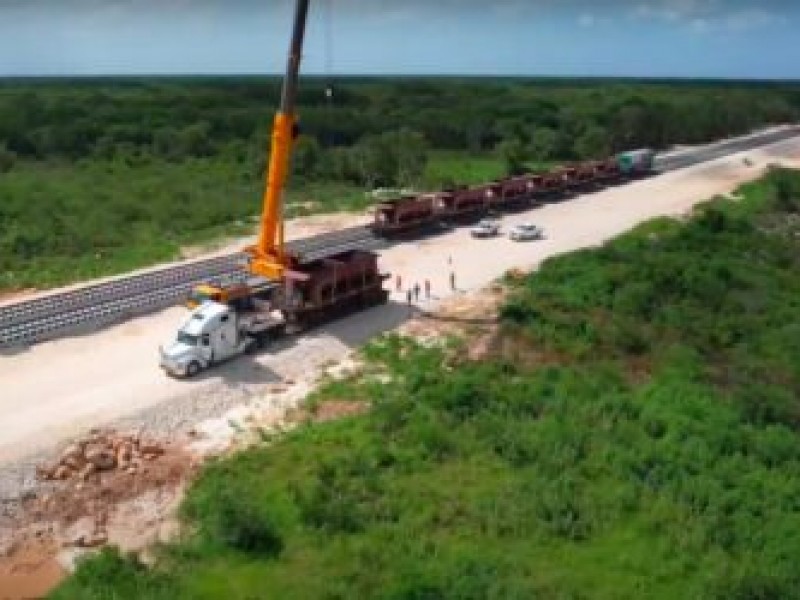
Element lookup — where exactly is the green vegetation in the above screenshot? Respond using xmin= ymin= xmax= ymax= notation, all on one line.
xmin=2 ymin=77 xmax=799 ymax=290
xmin=52 ymin=169 xmax=800 ymax=599
xmin=0 ymin=159 xmax=369 ymax=289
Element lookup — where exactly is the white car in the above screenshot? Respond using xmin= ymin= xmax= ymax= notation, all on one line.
xmin=509 ymin=223 xmax=544 ymax=241
xmin=470 ymin=219 xmax=501 ymax=238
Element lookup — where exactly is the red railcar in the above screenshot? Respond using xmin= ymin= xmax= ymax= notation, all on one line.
xmin=283 ymin=250 xmax=389 ymax=328
xmin=371 ymin=152 xmax=650 ymax=237
xmin=523 ymin=174 xmax=548 ymax=201
xmin=483 ymin=182 xmax=505 ymax=209
xmin=550 ymin=166 xmax=578 ymax=190
xmin=572 ymin=162 xmax=601 ymax=187
xmin=538 ymin=171 xmax=564 ymax=194
xmin=498 ymin=176 xmax=532 ymax=206
xmin=593 ymin=158 xmax=621 ymax=182
xmin=372 ymin=195 xmax=436 ymax=235
xmin=438 ymin=187 xmax=488 ymax=219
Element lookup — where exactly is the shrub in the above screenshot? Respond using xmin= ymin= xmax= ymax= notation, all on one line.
xmin=0 ymin=144 xmax=15 ymax=172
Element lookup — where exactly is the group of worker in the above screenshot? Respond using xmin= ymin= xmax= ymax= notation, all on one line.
xmin=394 ymin=257 xmax=457 ymax=306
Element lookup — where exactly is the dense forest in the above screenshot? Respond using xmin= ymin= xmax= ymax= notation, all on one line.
xmin=2 ymin=77 xmax=799 ymax=171
xmin=1 ymin=77 xmax=799 ymax=290
xmin=52 ymin=168 xmax=800 ymax=599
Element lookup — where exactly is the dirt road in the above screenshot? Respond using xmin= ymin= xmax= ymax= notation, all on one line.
xmin=0 ymin=136 xmax=798 ymax=475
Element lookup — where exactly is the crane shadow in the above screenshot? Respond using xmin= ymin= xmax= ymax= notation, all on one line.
xmin=303 ymin=300 xmax=413 ymax=349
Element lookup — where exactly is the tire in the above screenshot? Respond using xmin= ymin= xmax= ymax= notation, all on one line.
xmin=186 ymin=361 xmax=201 ymax=378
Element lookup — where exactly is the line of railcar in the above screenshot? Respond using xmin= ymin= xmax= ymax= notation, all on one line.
xmin=371 ymin=149 xmax=655 ymax=236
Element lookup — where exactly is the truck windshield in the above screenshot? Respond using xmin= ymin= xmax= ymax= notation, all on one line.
xmin=177 ymin=331 xmax=199 ymax=346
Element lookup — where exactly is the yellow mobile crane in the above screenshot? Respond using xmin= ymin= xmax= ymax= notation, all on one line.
xmin=185 ymin=0 xmax=388 ymax=321
xmin=244 ymin=0 xmax=309 ymax=281
xmin=188 ymin=0 xmax=309 ymax=308
xmin=165 ymin=0 xmax=387 ymax=377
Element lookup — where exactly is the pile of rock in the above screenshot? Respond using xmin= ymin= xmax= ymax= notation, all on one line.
xmin=36 ymin=430 xmax=165 ymax=483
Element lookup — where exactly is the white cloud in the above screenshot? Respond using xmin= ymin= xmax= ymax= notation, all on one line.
xmin=633 ymin=0 xmax=787 ymax=33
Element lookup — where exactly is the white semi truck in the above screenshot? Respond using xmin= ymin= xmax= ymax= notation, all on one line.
xmin=159 ymin=301 xmax=285 ymax=377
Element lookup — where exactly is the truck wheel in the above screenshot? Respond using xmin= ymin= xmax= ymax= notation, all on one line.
xmin=186 ymin=361 xmax=201 ymax=377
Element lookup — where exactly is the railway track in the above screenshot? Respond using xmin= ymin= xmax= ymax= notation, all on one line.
xmin=1 ymin=127 xmax=798 ymax=349
xmin=0 ymin=226 xmax=383 ymax=348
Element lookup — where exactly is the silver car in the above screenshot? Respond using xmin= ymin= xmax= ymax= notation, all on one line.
xmin=470 ymin=219 xmax=501 ymax=238
xmin=509 ymin=223 xmax=544 ymax=241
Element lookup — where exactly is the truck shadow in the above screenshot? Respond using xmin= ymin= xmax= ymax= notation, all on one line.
xmin=192 ymin=352 xmax=283 ymax=385
xmin=198 ymin=301 xmax=410 ymax=385
xmin=286 ymin=300 xmax=413 ymax=350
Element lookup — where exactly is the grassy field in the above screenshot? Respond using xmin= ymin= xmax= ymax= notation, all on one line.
xmin=0 ymin=158 xmax=369 ymax=291
xmin=52 ymin=168 xmax=800 ymax=599
xmin=424 ymin=151 xmax=505 ymax=185
xmin=423 ymin=151 xmax=555 ymax=187
xmin=0 ymin=151 xmax=519 ymax=292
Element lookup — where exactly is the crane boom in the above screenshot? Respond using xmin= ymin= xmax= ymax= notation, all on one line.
xmin=247 ymin=0 xmax=310 ymax=280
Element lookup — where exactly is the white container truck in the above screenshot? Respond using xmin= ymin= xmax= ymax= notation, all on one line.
xmin=159 ymin=301 xmax=285 ymax=377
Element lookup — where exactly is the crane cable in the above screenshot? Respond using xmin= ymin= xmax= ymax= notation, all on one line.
xmin=323 ymin=0 xmax=335 ymax=148
xmin=324 ymin=0 xmax=334 ymax=103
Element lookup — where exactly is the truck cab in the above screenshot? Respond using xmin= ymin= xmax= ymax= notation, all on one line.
xmin=186 ymin=279 xmax=276 ymax=310
xmin=160 ymin=302 xmax=253 ymax=377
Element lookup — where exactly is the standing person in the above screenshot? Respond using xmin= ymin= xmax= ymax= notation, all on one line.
xmin=449 ymin=271 xmax=456 ymax=291
xmin=424 ymin=279 xmax=431 ymax=299
xmin=395 ymin=274 xmax=402 ymax=292
xmin=406 ymin=289 xmax=412 ymax=305
xmin=413 ymin=283 xmax=421 ymax=301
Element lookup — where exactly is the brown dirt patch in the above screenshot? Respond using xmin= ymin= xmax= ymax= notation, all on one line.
xmin=0 ymin=541 xmax=63 ymax=600
xmin=312 ymin=401 xmax=370 ymax=423
xmin=0 ymin=289 xmax=37 ymax=307
xmin=0 ymin=432 xmax=197 ymax=599
xmin=402 ymin=285 xmax=506 ymax=343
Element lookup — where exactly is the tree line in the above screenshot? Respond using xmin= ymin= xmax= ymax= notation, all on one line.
xmin=1 ymin=78 xmax=798 ymax=184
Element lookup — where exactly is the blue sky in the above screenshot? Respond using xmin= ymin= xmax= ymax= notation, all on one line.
xmin=0 ymin=0 xmax=798 ymax=78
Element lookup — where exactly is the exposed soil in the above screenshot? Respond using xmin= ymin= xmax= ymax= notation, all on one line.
xmin=0 ymin=542 xmax=63 ymax=600
xmin=311 ymin=401 xmax=371 ymax=423
xmin=0 ymin=431 xmax=195 ymax=599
